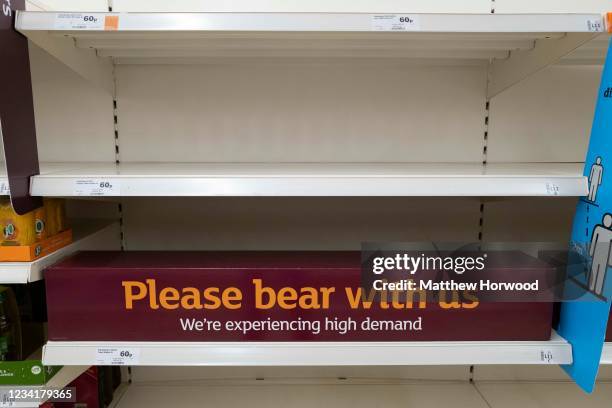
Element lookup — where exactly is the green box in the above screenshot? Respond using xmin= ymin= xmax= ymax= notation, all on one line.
xmin=0 ymin=359 xmax=61 ymax=385
xmin=0 ymin=286 xmax=63 ymax=385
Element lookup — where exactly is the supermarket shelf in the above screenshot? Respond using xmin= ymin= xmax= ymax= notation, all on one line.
xmin=602 ymin=343 xmax=612 ymax=364
xmin=0 ymin=162 xmax=92 ymax=197
xmin=15 ymin=12 xmax=606 ymax=62
xmin=30 ymin=162 xmax=588 ymax=197
xmin=16 ymin=12 xmax=604 ymax=48
xmin=0 ymin=167 xmax=7 ymax=196
xmin=0 ymin=221 xmax=121 ymax=284
xmin=475 ymin=381 xmax=612 ymax=407
xmin=109 ymin=380 xmax=612 ymax=408
xmin=43 ymin=332 xmax=572 ymax=366
xmin=110 ymin=381 xmax=490 ymax=408
xmin=14 ymin=12 xmax=606 ymax=94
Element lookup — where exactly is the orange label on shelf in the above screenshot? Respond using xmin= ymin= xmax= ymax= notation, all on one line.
xmin=104 ymin=16 xmax=119 ymax=31
xmin=607 ymin=12 xmax=612 ymax=33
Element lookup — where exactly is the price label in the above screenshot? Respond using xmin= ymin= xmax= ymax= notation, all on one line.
xmin=539 ymin=349 xmax=555 ymax=363
xmin=73 ymin=179 xmax=121 ymax=196
xmin=0 ymin=181 xmax=9 ymax=195
xmin=372 ymin=15 xmax=420 ymax=31
xmin=95 ymin=347 xmax=140 ymax=366
xmin=55 ymin=13 xmax=119 ymax=30
xmin=545 ymin=183 xmax=560 ymax=196
xmin=586 ymin=19 xmax=604 ymax=32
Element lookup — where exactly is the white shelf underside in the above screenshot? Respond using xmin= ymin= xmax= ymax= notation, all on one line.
xmin=29 ymin=162 xmax=587 ymax=197
xmin=43 ymin=332 xmax=572 ymax=366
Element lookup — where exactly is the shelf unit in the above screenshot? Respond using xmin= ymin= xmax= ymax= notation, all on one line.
xmin=0 ymin=221 xmax=121 ymax=283
xmin=108 ymin=379 xmax=612 ymax=408
xmin=29 ymin=162 xmax=587 ymax=197
xmin=14 ymin=12 xmax=608 ymax=97
xmin=42 ymin=332 xmax=572 ymax=366
xmin=109 ymin=381 xmax=491 ymax=408
xmin=3 ymin=2 xmax=612 ymax=404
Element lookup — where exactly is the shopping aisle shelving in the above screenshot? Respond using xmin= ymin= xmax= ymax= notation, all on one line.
xmin=107 ymin=380 xmax=612 ymax=408
xmin=6 ymin=2 xmax=612 ymax=403
xmin=15 ymin=12 xmax=605 ymax=62
xmin=0 ymin=221 xmax=120 ymax=284
xmin=475 ymin=381 xmax=612 ymax=407
xmin=42 ymin=332 xmax=572 ymax=366
xmin=14 ymin=11 xmax=608 ymax=96
xmin=29 ymin=162 xmax=587 ymax=197
xmin=110 ymin=381 xmax=490 ymax=408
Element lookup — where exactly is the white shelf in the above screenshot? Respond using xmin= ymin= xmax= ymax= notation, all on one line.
xmin=475 ymin=381 xmax=612 ymax=407
xmin=111 ymin=381 xmax=490 ymax=408
xmin=18 ymin=11 xmax=605 ymax=32
xmin=14 ymin=11 xmax=608 ymax=96
xmin=0 ymin=221 xmax=120 ymax=284
xmin=43 ymin=332 xmax=572 ymax=366
xmin=0 ymin=166 xmax=8 ymax=196
xmin=15 ymin=12 xmax=607 ymax=63
xmin=602 ymin=343 xmax=612 ymax=364
xmin=109 ymin=380 xmax=612 ymax=408
xmin=30 ymin=162 xmax=587 ymax=197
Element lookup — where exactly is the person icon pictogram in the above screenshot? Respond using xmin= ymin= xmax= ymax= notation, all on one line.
xmin=588 ymin=157 xmax=604 ymax=202
xmin=588 ymin=213 xmax=612 ymax=296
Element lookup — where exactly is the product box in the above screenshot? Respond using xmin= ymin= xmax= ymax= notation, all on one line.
xmin=45 ymin=251 xmax=554 ymax=341
xmin=0 ymin=285 xmax=61 ymax=385
xmin=0 ymin=229 xmax=72 ymax=262
xmin=0 ymin=286 xmax=21 ymax=361
xmin=0 ymin=198 xmax=71 ymax=262
xmin=52 ymin=366 xmax=100 ymax=408
xmin=0 ymin=353 xmax=61 ymax=386
xmin=2 ymin=326 xmax=62 ymax=386
xmin=39 ymin=366 xmax=120 ymax=408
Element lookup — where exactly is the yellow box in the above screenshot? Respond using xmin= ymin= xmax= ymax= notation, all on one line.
xmin=0 ymin=200 xmax=42 ymax=246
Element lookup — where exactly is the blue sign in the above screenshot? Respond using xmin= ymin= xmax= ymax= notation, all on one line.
xmin=559 ymin=37 xmax=612 ymax=393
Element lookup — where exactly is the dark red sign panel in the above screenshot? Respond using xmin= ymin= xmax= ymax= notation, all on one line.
xmin=45 ymin=251 xmax=553 ymax=341
xmin=0 ymin=0 xmax=42 ymax=214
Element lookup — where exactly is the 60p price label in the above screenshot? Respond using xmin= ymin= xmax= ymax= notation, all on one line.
xmin=372 ymin=14 xmax=421 ymax=31
xmin=73 ymin=179 xmax=121 ymax=196
xmin=95 ymin=347 xmax=140 ymax=365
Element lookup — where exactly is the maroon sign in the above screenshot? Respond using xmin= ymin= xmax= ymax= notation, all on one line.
xmin=0 ymin=0 xmax=42 ymax=214
xmin=45 ymin=251 xmax=553 ymax=342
